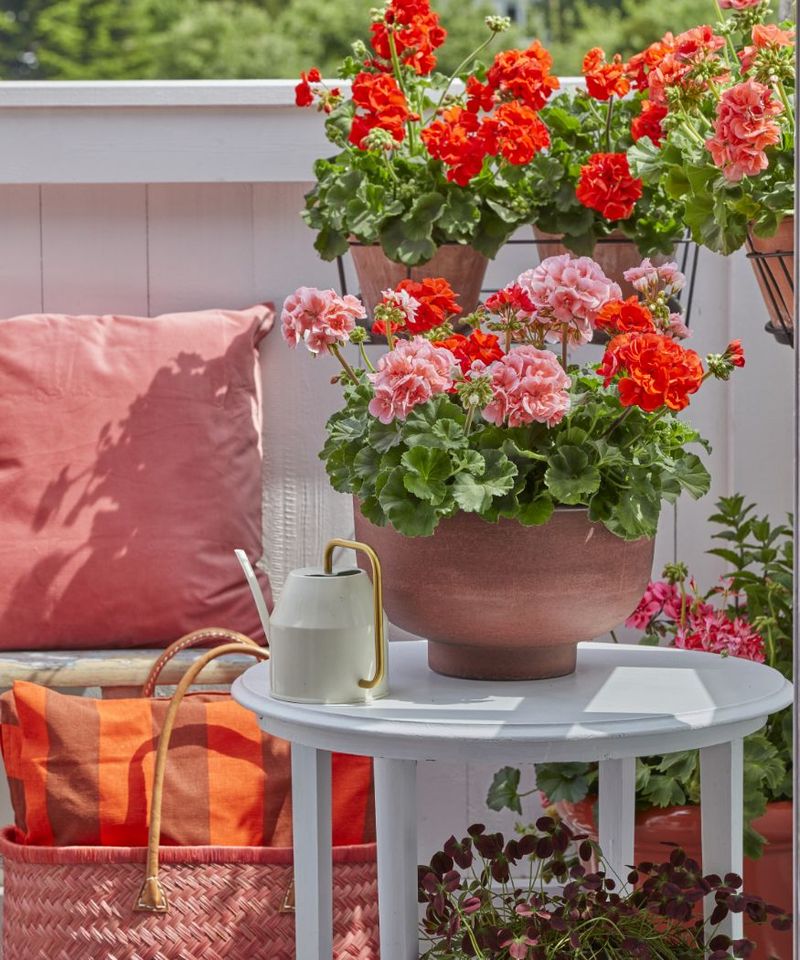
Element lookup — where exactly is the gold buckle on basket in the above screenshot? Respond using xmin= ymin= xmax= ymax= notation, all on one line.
xmin=280 ymin=881 xmax=296 ymax=914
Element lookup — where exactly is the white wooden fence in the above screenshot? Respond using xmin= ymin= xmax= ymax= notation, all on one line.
xmin=0 ymin=80 xmax=793 ymax=862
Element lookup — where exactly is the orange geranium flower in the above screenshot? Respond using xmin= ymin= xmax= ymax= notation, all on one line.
xmin=595 ymin=297 xmax=656 ymax=335
xmin=421 ymin=105 xmax=489 ymax=185
xmin=483 ymin=102 xmax=551 ymax=166
xmin=435 ymin=330 xmax=503 ymax=373
xmin=396 ymin=277 xmax=461 ymax=333
xmin=576 ymin=153 xmax=643 ymax=221
xmin=485 ymin=41 xmax=560 ymax=111
xmin=582 ymin=47 xmax=630 ymax=101
xmin=349 ymin=72 xmax=413 ymax=148
xmin=626 ymin=34 xmax=675 ymax=90
xmin=599 ymin=332 xmax=704 ymax=412
xmin=370 ymin=0 xmax=447 ymax=76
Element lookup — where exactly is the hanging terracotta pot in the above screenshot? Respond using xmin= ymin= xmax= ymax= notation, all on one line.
xmin=353 ymin=504 xmax=654 ymax=681
xmin=555 ymin=797 xmax=792 ymax=960
xmin=746 ymin=216 xmax=794 ymax=345
xmin=349 ymin=243 xmax=489 ymax=321
xmin=532 ymin=227 xmax=672 ymax=299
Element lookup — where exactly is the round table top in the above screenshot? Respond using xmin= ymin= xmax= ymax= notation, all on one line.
xmin=232 ymin=641 xmax=793 ymax=763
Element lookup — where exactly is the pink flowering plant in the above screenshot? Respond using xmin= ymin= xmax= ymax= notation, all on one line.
xmin=283 ymin=256 xmax=742 ymax=539
xmin=628 ymin=1 xmax=795 ymax=254
xmin=524 ymin=496 xmax=792 ymax=859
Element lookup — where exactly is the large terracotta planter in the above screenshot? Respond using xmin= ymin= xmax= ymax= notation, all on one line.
xmin=349 ymin=242 xmax=489 ymax=320
xmin=533 ymin=227 xmax=672 ymax=300
xmin=747 ymin=216 xmax=794 ymax=344
xmin=353 ymin=504 xmax=654 ymax=681
xmin=555 ymin=797 xmax=792 ymax=960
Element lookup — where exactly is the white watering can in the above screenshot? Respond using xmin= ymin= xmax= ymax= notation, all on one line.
xmin=235 ymin=540 xmax=388 ymax=704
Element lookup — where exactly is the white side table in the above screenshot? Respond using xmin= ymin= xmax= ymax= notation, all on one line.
xmin=233 ymin=641 xmax=792 ymax=960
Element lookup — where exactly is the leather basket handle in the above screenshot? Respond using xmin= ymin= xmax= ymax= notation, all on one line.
xmin=141 ymin=628 xmax=261 ymax=697
xmin=134 ymin=642 xmax=269 ymax=913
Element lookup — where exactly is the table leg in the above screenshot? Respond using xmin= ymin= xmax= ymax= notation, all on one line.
xmin=374 ymin=758 xmax=418 ymax=960
xmin=291 ymin=744 xmax=333 ymax=960
xmin=700 ymin=739 xmax=744 ymax=940
xmin=598 ymin=757 xmax=636 ymax=890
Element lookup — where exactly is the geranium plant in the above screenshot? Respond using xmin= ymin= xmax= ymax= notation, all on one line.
xmin=418 ymin=816 xmax=790 ymax=960
xmin=497 ymin=495 xmax=792 ymax=858
xmin=295 ymin=1 xmax=562 ymax=264
xmin=282 ymin=254 xmax=743 ymax=540
xmin=626 ymin=1 xmax=795 ymax=254
xmin=520 ymin=46 xmax=687 ymax=256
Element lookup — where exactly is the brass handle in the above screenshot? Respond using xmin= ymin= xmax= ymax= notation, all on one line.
xmin=323 ymin=538 xmax=385 ymax=690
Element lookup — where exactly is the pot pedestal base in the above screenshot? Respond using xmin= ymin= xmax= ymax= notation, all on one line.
xmin=427 ymin=640 xmax=578 ymax=681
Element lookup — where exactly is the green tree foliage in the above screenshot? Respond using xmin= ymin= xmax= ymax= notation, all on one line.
xmin=0 ymin=0 xmax=727 ymax=81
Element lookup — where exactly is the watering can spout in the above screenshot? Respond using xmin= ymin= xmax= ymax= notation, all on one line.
xmin=234 ymin=549 xmax=271 ymax=639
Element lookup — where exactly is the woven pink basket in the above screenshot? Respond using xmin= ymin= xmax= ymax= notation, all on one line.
xmin=0 ymin=638 xmax=380 ymax=960
xmin=0 ymin=828 xmax=379 ymax=960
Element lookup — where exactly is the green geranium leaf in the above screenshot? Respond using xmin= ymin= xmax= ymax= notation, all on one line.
xmin=452 ymin=450 xmax=517 ymax=513
xmin=369 ymin=419 xmax=403 ymax=453
xmin=517 ymin=495 xmax=554 ymax=526
xmin=534 ymin=762 xmax=597 ymax=804
xmin=378 ymin=467 xmax=439 ymax=536
xmin=358 ymin=496 xmax=387 ymax=527
xmin=379 ymin=218 xmax=436 ymax=265
xmin=545 ymin=446 xmax=600 ymax=504
xmin=671 ymin=453 xmax=711 ymax=499
xmin=401 ymin=447 xmax=452 ymax=504
xmin=486 ymin=766 xmax=522 ymax=814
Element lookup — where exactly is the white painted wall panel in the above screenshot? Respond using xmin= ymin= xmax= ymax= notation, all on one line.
xmin=0 ymin=185 xmax=42 ymax=317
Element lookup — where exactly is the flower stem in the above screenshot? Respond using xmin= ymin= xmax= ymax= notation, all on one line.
xmin=603 ymin=95 xmax=615 ymax=152
xmin=561 ymin=328 xmax=569 ymax=371
xmin=712 ymin=0 xmax=740 ymax=67
xmin=330 ymin=343 xmax=360 ymax=385
xmin=679 ymin=119 xmax=708 ymax=150
xmin=463 ymin=403 xmax=477 ymax=435
xmin=602 ymin=405 xmax=634 ymax=438
xmin=359 ymin=342 xmax=376 ymax=373
xmin=776 ymin=80 xmax=795 ymax=134
xmin=434 ymin=31 xmax=497 ymax=112
xmin=387 ymin=31 xmax=416 ymax=151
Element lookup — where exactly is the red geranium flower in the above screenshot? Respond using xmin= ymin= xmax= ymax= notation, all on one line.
xmin=485 ymin=284 xmax=536 ymax=317
xmin=485 ymin=41 xmax=560 ymax=111
xmin=465 ymin=76 xmax=495 ymax=114
xmin=421 ymin=106 xmax=489 ymax=185
xmin=599 ymin=332 xmax=705 ymax=412
xmin=631 ymin=100 xmax=669 ymax=146
xmin=370 ymin=0 xmax=446 ymax=76
xmin=725 ymin=340 xmax=746 ymax=367
xmin=349 ymin=72 xmax=412 ymax=148
xmin=595 ymin=297 xmax=656 ymax=334
xmin=294 ymin=68 xmax=321 ymax=107
xmin=396 ymin=277 xmax=462 ymax=332
xmin=434 ymin=329 xmax=503 ymax=373
xmin=576 ymin=153 xmax=644 ymax=221
xmin=483 ymin=101 xmax=551 ymax=165
xmin=582 ymin=47 xmax=630 ymax=101
xmin=626 ymin=34 xmax=675 ymax=90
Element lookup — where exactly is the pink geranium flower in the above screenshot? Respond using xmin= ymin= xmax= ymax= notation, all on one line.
xmin=623 ymin=259 xmax=686 ymax=298
xmin=482 ymin=346 xmax=571 ymax=428
xmin=367 ymin=336 xmax=456 ymax=423
xmin=706 ymin=80 xmax=783 ymax=182
xmin=675 ymin=611 xmax=766 ymax=663
xmin=517 ymin=255 xmax=621 ymax=344
xmin=720 ymin=0 xmax=761 ymax=8
xmin=281 ymin=287 xmax=366 ymax=354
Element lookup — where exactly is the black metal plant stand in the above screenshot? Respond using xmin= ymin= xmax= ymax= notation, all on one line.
xmin=745 ymin=241 xmax=794 ymax=347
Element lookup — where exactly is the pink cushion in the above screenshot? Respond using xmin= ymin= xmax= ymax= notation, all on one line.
xmin=0 ymin=305 xmax=273 ymax=649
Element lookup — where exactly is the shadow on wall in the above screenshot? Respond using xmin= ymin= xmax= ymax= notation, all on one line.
xmin=0 ymin=320 xmax=269 ymax=650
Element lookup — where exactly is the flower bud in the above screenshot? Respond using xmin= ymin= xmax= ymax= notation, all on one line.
xmin=485 ymin=15 xmax=512 ymax=33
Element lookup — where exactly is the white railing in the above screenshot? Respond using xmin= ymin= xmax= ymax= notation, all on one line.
xmin=0 ymin=80 xmax=793 ymax=859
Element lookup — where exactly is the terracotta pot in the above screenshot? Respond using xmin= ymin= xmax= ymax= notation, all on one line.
xmin=349 ymin=243 xmax=489 ymax=320
xmin=555 ymin=797 xmax=793 ymax=960
xmin=353 ymin=504 xmax=654 ymax=681
xmin=533 ymin=227 xmax=672 ymax=300
xmin=747 ymin=216 xmax=794 ymax=344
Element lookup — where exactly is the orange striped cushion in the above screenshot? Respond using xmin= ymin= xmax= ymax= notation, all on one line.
xmin=0 ymin=682 xmax=374 ymax=848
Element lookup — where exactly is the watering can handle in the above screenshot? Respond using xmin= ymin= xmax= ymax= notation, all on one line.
xmin=323 ymin=538 xmax=385 ymax=690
